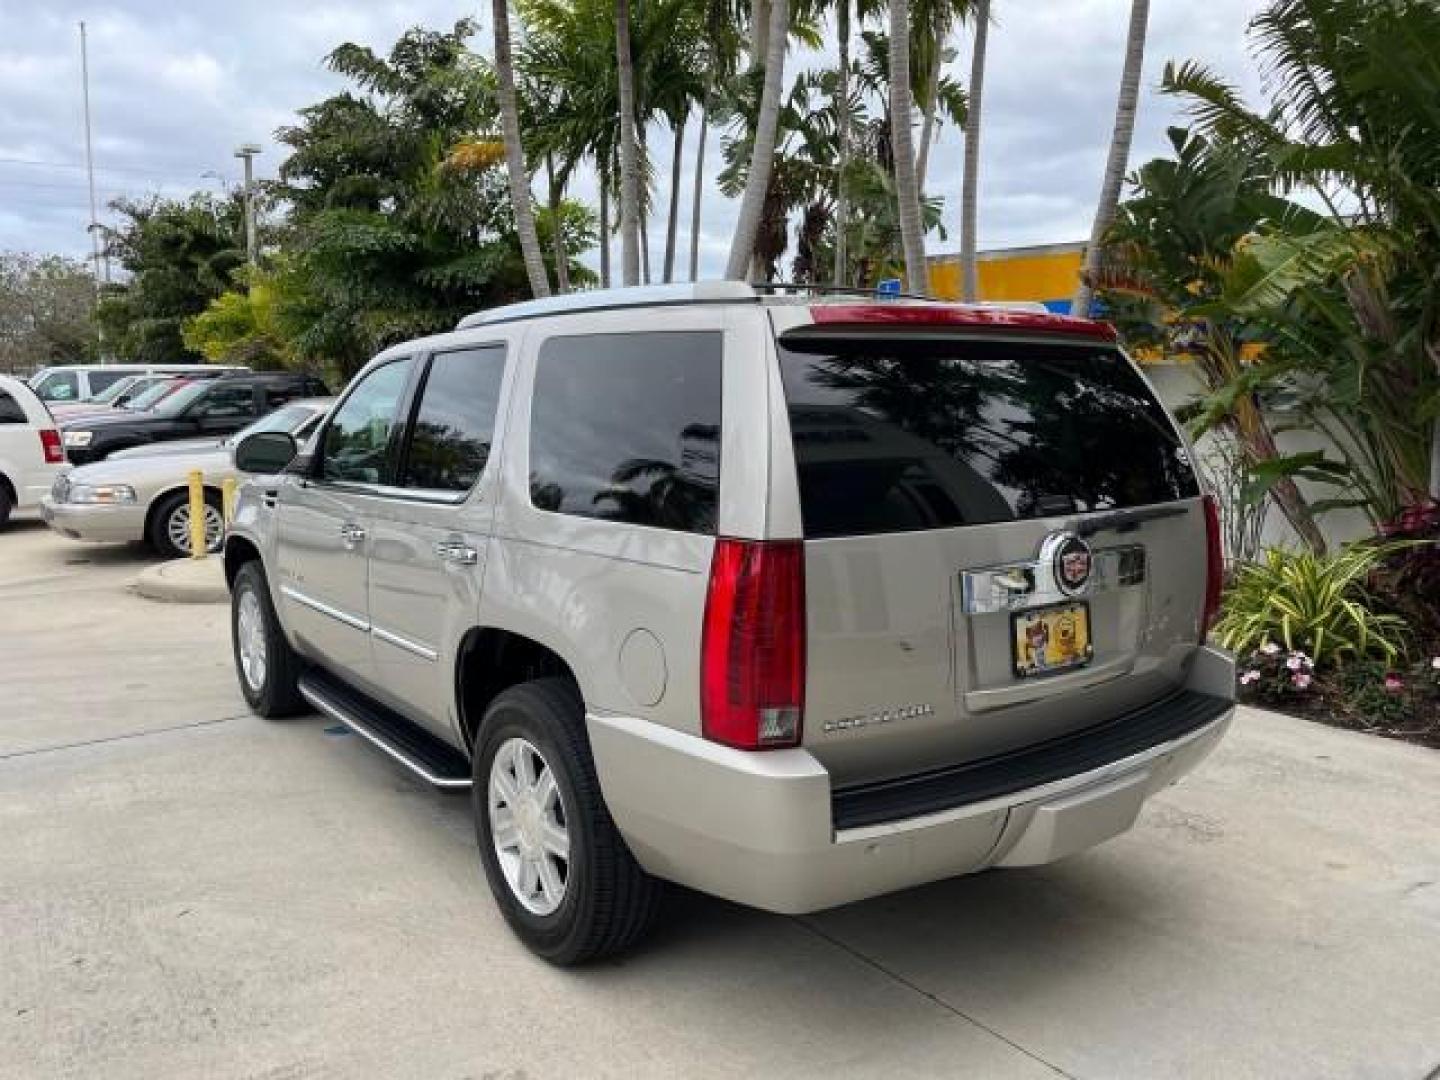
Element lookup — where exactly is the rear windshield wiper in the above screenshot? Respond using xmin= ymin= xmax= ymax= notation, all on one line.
xmin=1075 ymin=504 xmax=1189 ymax=537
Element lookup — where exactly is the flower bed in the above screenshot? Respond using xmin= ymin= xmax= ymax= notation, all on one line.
xmin=1237 ymin=644 xmax=1440 ymax=748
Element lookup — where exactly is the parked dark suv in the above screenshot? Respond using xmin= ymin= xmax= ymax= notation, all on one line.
xmin=61 ymin=372 xmax=330 ymax=464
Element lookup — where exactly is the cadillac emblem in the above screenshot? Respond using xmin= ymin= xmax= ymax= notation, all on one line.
xmin=1041 ymin=532 xmax=1093 ymax=596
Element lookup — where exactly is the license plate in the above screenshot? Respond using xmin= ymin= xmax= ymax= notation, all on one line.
xmin=1011 ymin=602 xmax=1093 ymax=678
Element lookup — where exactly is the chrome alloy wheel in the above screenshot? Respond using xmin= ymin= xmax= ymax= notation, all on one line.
xmin=235 ymin=588 xmax=268 ymax=693
xmin=488 ymin=737 xmax=570 ymax=916
xmin=167 ymin=501 xmax=224 ymax=555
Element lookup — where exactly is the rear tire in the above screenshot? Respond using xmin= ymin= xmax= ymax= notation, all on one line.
xmin=231 ymin=560 xmax=305 ymax=718
xmin=0 ymin=481 xmax=12 ymax=528
xmin=149 ymin=489 xmax=224 ymax=559
xmin=473 ymin=678 xmax=661 ymax=964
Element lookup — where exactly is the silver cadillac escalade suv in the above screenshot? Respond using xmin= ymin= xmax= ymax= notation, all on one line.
xmin=225 ymin=283 xmax=1235 ymax=965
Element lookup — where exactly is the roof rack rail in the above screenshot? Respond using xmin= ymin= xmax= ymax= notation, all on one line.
xmin=752 ymin=281 xmax=939 ymax=302
xmin=456 ymin=282 xmax=757 ymax=329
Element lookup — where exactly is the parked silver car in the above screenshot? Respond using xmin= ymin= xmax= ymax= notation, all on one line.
xmin=43 ymin=398 xmax=332 ymax=558
xmin=224 ymin=284 xmax=1235 ymax=964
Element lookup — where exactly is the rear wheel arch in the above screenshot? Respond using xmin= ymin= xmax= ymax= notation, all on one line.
xmin=456 ymin=628 xmax=585 ymax=753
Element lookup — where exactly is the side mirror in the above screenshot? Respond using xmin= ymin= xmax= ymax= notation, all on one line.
xmin=234 ymin=431 xmax=299 ymax=474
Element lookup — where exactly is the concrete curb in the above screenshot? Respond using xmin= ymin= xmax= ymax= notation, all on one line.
xmin=134 ymin=557 xmax=229 ymax=604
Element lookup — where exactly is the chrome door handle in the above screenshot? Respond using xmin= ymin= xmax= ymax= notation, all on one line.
xmin=434 ymin=538 xmax=478 ymax=566
xmin=339 ymin=522 xmax=366 ymax=550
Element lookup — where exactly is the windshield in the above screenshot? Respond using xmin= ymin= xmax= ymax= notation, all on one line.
xmin=32 ymin=371 xmax=80 ymax=402
xmin=152 ymin=381 xmax=210 ymax=417
xmin=122 ymin=380 xmax=181 ymax=411
xmin=778 ymin=335 xmax=1198 ymax=537
xmin=91 ymin=376 xmax=140 ymax=405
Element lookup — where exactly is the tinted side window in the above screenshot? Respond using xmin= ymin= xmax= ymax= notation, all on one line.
xmin=529 ymin=332 xmax=722 ymax=534
xmin=401 ymin=346 xmax=506 ymax=492
xmin=34 ymin=372 xmax=78 ymax=402
xmin=779 ymin=336 xmax=1198 ymax=538
xmin=321 ymin=359 xmax=413 ymax=484
xmin=87 ymin=371 xmax=128 ymax=394
xmin=0 ymin=391 xmax=25 ymax=424
xmin=194 ymin=383 xmax=257 ymax=418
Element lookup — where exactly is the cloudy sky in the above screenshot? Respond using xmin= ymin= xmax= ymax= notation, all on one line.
xmin=0 ymin=0 xmax=1269 ymax=278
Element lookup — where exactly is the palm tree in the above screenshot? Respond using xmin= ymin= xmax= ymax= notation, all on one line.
xmin=890 ymin=0 xmax=929 ymax=292
xmin=725 ymin=0 xmax=791 ymax=280
xmin=1073 ymin=0 xmax=1149 ymax=317
xmin=832 ymin=0 xmax=853 ymax=285
xmin=616 ymin=0 xmax=642 ymax=286
xmin=492 ymin=0 xmax=551 ymax=297
xmin=959 ymin=0 xmax=989 ymax=301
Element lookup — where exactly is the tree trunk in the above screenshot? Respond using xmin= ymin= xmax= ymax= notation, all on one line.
xmin=546 ymin=153 xmax=570 ymax=294
xmin=1073 ymin=0 xmax=1149 ymax=317
xmin=960 ymin=0 xmax=990 ymax=302
xmin=916 ymin=30 xmax=945 ymax=192
xmin=616 ymin=0 xmax=642 ymax=286
xmin=725 ymin=0 xmax=788 ymax=280
xmin=492 ymin=0 xmax=550 ymax=298
xmin=640 ymin=209 xmax=652 ymax=284
xmin=599 ymin=158 xmax=611 ymax=288
xmin=689 ymin=102 xmax=709 ymax=282
xmin=832 ymin=0 xmax=850 ymax=286
xmin=663 ymin=118 xmax=686 ymax=283
xmin=890 ymin=0 xmax=929 ymax=293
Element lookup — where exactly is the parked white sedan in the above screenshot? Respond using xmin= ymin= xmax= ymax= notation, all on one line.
xmin=42 ymin=397 xmax=331 ymax=558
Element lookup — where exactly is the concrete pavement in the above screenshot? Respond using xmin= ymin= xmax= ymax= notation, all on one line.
xmin=2 ymin=516 xmax=1438 ymax=1079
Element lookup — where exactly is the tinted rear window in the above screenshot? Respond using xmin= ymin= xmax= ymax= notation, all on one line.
xmin=0 ymin=390 xmax=26 ymax=424
xmin=778 ymin=335 xmax=1196 ymax=538
xmin=529 ymin=331 xmax=722 ymax=534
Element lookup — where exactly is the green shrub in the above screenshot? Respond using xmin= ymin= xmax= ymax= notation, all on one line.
xmin=1214 ymin=543 xmax=1409 ymax=668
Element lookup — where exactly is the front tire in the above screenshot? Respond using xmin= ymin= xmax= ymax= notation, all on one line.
xmin=474 ymin=679 xmax=661 ymax=964
xmin=231 ymin=560 xmax=304 ymax=717
xmin=149 ymin=489 xmax=224 ymax=559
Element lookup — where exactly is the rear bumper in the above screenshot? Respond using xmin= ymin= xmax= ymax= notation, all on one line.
xmin=589 ymin=647 xmax=1235 ymax=914
xmin=39 ymin=498 xmax=146 ymax=543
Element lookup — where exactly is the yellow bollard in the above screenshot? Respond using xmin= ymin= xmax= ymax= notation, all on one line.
xmin=187 ymin=469 xmax=207 ymax=560
xmin=221 ymin=477 xmax=237 ymax=526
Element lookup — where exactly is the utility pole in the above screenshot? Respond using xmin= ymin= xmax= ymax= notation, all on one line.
xmin=79 ymin=21 xmax=108 ymax=361
xmin=234 ymin=143 xmax=261 ymax=266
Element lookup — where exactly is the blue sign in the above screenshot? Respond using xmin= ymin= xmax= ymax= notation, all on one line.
xmin=875 ymin=277 xmax=902 ymax=298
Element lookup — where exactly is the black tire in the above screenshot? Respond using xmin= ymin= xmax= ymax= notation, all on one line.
xmin=473 ymin=678 xmax=661 ymax=965
xmin=0 ymin=480 xmax=12 ymax=528
xmin=231 ymin=560 xmax=305 ymax=718
xmin=149 ymin=489 xmax=223 ymax=559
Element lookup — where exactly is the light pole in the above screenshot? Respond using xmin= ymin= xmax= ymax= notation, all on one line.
xmin=234 ymin=143 xmax=262 ymax=266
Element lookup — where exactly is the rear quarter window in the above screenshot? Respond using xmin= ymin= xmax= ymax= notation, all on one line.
xmin=528 ymin=331 xmax=722 ymax=534
xmin=0 ymin=390 xmax=27 ymax=424
xmin=779 ymin=334 xmax=1197 ymax=538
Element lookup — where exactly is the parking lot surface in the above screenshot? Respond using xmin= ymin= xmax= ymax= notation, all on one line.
xmin=3 ymin=516 xmax=1438 ymax=1080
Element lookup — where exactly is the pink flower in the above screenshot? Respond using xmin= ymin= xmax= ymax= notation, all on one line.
xmin=1260 ymin=641 xmax=1281 ymax=656
xmin=1292 ymin=672 xmax=1312 ymax=690
xmin=1240 ymin=670 xmax=1261 ymax=685
xmin=1383 ymin=673 xmax=1404 ymax=693
xmin=1286 ymin=656 xmax=1305 ymax=671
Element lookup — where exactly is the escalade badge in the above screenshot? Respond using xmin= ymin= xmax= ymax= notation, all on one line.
xmin=1041 ymin=532 xmax=1093 ymax=597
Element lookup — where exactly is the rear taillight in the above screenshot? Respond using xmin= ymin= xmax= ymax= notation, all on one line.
xmin=1201 ymin=494 xmax=1224 ymax=642
xmin=39 ymin=429 xmax=64 ymax=464
xmin=701 ymin=538 xmax=805 ymax=750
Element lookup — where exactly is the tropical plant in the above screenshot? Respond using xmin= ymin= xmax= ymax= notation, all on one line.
xmin=725 ymin=0 xmax=791 ymax=279
xmin=493 ymin=0 xmax=551 ymax=297
xmin=958 ymin=0 xmax=989 ymax=300
xmin=1092 ymin=125 xmax=1330 ymax=553
xmin=1160 ymin=0 xmax=1440 ymax=511
xmin=889 ymin=0 xmax=929 ymax=292
xmin=181 ymin=266 xmax=298 ymax=371
xmin=1073 ymin=0 xmax=1149 ymax=317
xmin=1213 ymin=542 xmax=1411 ymax=667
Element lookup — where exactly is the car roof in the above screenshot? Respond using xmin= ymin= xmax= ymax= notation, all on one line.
xmin=452 ymin=282 xmax=1115 ymax=341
